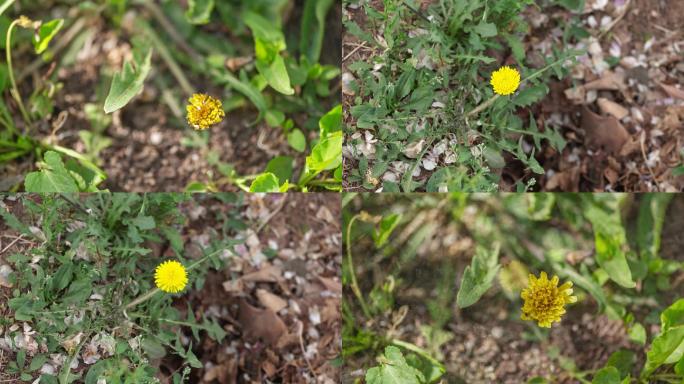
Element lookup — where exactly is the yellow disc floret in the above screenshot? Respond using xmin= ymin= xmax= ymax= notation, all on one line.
xmin=490 ymin=66 xmax=521 ymax=96
xmin=186 ymin=93 xmax=225 ymax=130
xmin=520 ymin=271 xmax=577 ymax=328
xmin=154 ymin=260 xmax=188 ymax=293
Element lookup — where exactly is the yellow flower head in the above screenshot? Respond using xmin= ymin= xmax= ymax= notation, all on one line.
xmin=520 ymin=271 xmax=577 ymax=328
xmin=154 ymin=260 xmax=188 ymax=293
xmin=186 ymin=93 xmax=225 ymax=130
xmin=490 ymin=66 xmax=521 ymax=96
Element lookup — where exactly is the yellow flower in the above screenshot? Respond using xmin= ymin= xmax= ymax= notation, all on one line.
xmin=520 ymin=271 xmax=577 ymax=328
xmin=154 ymin=260 xmax=188 ymax=293
xmin=186 ymin=93 xmax=225 ymax=130
xmin=490 ymin=66 xmax=521 ymax=96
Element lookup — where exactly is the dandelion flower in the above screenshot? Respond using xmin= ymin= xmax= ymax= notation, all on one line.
xmin=490 ymin=66 xmax=521 ymax=96
xmin=520 ymin=271 xmax=577 ymax=328
xmin=154 ymin=260 xmax=188 ymax=293
xmin=186 ymin=93 xmax=225 ymax=130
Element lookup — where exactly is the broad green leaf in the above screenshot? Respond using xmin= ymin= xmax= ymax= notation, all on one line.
xmin=592 ymin=366 xmax=620 ymax=384
xmin=185 ymin=0 xmax=214 ymax=25
xmin=305 ymin=131 xmax=342 ymax=172
xmin=319 ymin=104 xmax=342 ymax=139
xmin=103 ymin=47 xmax=153 ymax=113
xmin=372 ymin=214 xmax=402 ymax=248
xmin=606 ymin=349 xmax=635 ymax=378
xmin=365 ymin=346 xmax=424 ymax=384
xmin=513 ymin=84 xmax=549 ymax=107
xmin=642 ymin=326 xmax=684 ymax=377
xmin=255 ymin=55 xmax=294 ymax=95
xmin=84 ymin=360 xmax=107 ymax=384
xmin=628 ymin=323 xmax=646 ymax=346
xmin=287 ymin=128 xmax=306 ymax=152
xmin=28 ymin=354 xmax=48 ymax=372
xmin=249 ymin=173 xmax=280 ymax=192
xmin=34 ymin=18 xmax=63 ymax=54
xmin=244 ymin=11 xmax=286 ymax=61
xmin=473 ymin=21 xmax=497 ymax=37
xmin=141 ymin=338 xmax=166 ymax=359
xmin=662 ymin=299 xmax=684 ymax=332
xmin=483 ymin=147 xmax=505 ymax=169
xmin=265 ymin=156 xmax=294 ymax=183
xmin=456 ymin=244 xmax=500 ymax=308
xmin=675 ymin=356 xmax=684 ymax=375
xmin=25 ymin=151 xmax=79 ymax=192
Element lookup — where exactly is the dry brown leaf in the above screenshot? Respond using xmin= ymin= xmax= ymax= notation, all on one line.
xmin=238 ymin=299 xmax=288 ymax=346
xmin=581 ymin=107 xmax=630 ymax=154
xmin=597 ymin=98 xmax=629 ymax=120
xmin=583 ymin=71 xmax=625 ymax=91
xmin=256 ymin=289 xmax=288 ymax=313
xmin=545 ymin=167 xmax=581 ymax=191
xmin=659 ymin=83 xmax=684 ymax=100
xmin=241 ymin=264 xmax=283 ymax=283
xmin=317 ymin=276 xmax=342 ymax=294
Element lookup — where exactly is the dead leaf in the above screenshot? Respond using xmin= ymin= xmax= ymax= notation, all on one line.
xmin=241 ymin=264 xmax=283 ymax=283
xmin=545 ymin=167 xmax=581 ymax=191
xmin=659 ymin=83 xmax=684 ymax=100
xmin=581 ymin=107 xmax=630 ymax=154
xmin=597 ymin=98 xmax=629 ymax=119
xmin=403 ymin=139 xmax=425 ymax=158
xmin=238 ymin=300 xmax=288 ymax=346
xmin=317 ymin=276 xmax=342 ymax=294
xmin=583 ymin=71 xmax=625 ymax=91
xmin=256 ymin=289 xmax=288 ymax=313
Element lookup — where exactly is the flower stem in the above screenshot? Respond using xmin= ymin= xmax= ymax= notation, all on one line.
xmin=6 ymin=19 xmax=32 ymax=131
xmin=346 ymin=214 xmax=372 ymax=319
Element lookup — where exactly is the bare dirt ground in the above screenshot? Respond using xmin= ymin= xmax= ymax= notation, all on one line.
xmin=0 ymin=193 xmax=342 ymax=383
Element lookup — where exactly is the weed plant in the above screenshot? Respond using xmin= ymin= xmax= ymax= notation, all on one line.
xmin=0 ymin=193 xmax=242 ymax=383
xmin=344 ymin=0 xmax=586 ymax=192
xmin=343 ymin=193 xmax=684 ymax=383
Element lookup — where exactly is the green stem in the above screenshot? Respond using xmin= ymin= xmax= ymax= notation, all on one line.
xmin=346 ymin=214 xmax=372 ymax=318
xmin=6 ymin=19 xmax=32 ymax=130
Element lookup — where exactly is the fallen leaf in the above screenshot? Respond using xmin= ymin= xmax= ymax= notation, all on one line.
xmin=256 ymin=289 xmax=288 ymax=313
xmin=317 ymin=276 xmax=342 ymax=294
xmin=238 ymin=300 xmax=288 ymax=346
xmin=583 ymin=71 xmax=625 ymax=91
xmin=581 ymin=107 xmax=630 ymax=154
xmin=241 ymin=264 xmax=283 ymax=283
xmin=597 ymin=98 xmax=629 ymax=119
xmin=403 ymin=139 xmax=425 ymax=158
xmin=659 ymin=83 xmax=684 ymax=100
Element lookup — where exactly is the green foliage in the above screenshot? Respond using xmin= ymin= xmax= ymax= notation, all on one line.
xmin=365 ymin=346 xmax=425 ymax=384
xmin=456 ymin=244 xmax=501 ymax=308
xmin=24 ymin=151 xmax=105 ymax=192
xmin=344 ymin=0 xmax=581 ymax=191
xmin=103 ymin=45 xmax=152 ymax=113
xmin=185 ymin=0 xmax=215 ymax=25
xmin=2 ymin=194 xmax=243 ymax=382
xmin=33 ymin=18 xmax=63 ymax=54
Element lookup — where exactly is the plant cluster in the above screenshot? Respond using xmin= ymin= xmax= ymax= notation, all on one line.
xmin=0 ymin=193 xmax=243 ymax=383
xmin=342 ymin=193 xmax=684 ymax=383
xmin=1 ymin=0 xmax=341 ymax=192
xmin=343 ymin=0 xmax=586 ymax=192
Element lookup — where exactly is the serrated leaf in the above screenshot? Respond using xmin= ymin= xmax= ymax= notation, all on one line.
xmin=34 ymin=18 xmax=63 ymax=54
xmin=473 ymin=21 xmax=497 ymax=37
xmin=513 ymin=84 xmax=549 ymax=107
xmin=25 ymin=151 xmax=79 ymax=192
xmin=456 ymin=244 xmax=500 ymax=308
xmin=103 ymin=47 xmax=152 ymax=113
xmin=185 ymin=0 xmax=214 ymax=25
xmin=365 ymin=346 xmax=424 ymax=384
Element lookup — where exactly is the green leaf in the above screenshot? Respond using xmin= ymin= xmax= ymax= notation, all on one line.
xmin=51 ymin=262 xmax=74 ymax=291
xmin=473 ymin=21 xmax=497 ymax=37
xmin=287 ymin=128 xmax=306 ymax=152
xmin=132 ymin=215 xmax=156 ymax=230
xmin=372 ymin=214 xmax=402 ymax=248
xmin=255 ymin=55 xmax=294 ymax=95
xmin=25 ymin=151 xmax=79 ymax=192
xmin=249 ymin=173 xmax=280 ymax=192
xmin=483 ymin=147 xmax=505 ymax=169
xmin=525 ymin=193 xmax=555 ymax=220
xmin=34 ymin=19 xmax=63 ymax=54
xmin=142 ymin=338 xmax=167 ymax=360
xmin=365 ymin=346 xmax=424 ymax=384
xmin=84 ymin=360 xmax=107 ymax=384
xmin=628 ymin=323 xmax=646 ymax=346
xmin=606 ymin=349 xmax=635 ymax=378
xmin=319 ymin=104 xmax=342 ymax=139
xmin=265 ymin=156 xmax=294 ymax=183
xmin=662 ymin=299 xmax=684 ymax=332
xmin=675 ymin=356 xmax=684 ymax=375
xmin=456 ymin=244 xmax=500 ymax=308
xmin=103 ymin=47 xmax=152 ymax=113
xmin=513 ymin=84 xmax=549 ymax=107
xmin=28 ymin=354 xmax=48 ymax=372
xmin=185 ymin=0 xmax=214 ymax=25
xmin=504 ymin=34 xmax=526 ymax=63
xmin=592 ymin=366 xmax=620 ymax=384
xmin=636 ymin=194 xmax=673 ymax=261
xmin=642 ymin=326 xmax=684 ymax=378
xmin=305 ymin=131 xmax=342 ymax=172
